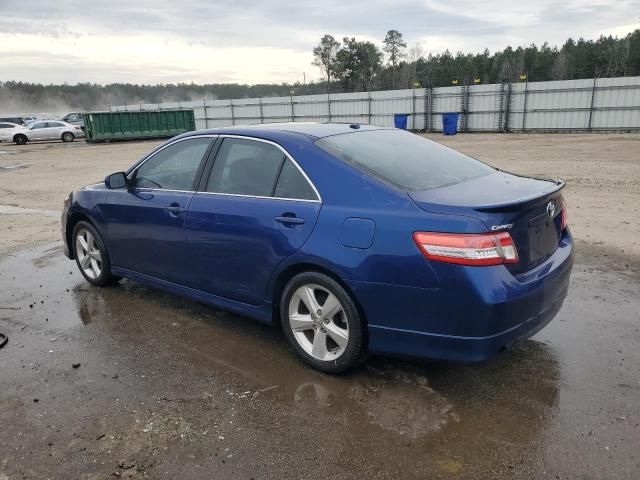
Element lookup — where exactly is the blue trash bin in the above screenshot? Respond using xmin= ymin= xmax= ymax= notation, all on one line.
xmin=394 ymin=114 xmax=408 ymax=130
xmin=442 ymin=112 xmax=460 ymax=135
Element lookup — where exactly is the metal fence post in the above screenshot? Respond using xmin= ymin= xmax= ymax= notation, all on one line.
xmin=259 ymin=96 xmax=264 ymax=124
xmin=461 ymin=83 xmax=470 ymax=133
xmin=230 ymin=100 xmax=235 ymax=126
xmin=290 ymin=96 xmax=295 ymax=122
xmin=203 ymin=98 xmax=209 ymax=128
xmin=368 ymin=92 xmax=372 ymax=125
xmin=504 ymin=82 xmax=512 ymax=132
xmin=425 ymin=86 xmax=433 ymax=132
xmin=522 ymin=81 xmax=529 ymax=131
xmin=411 ymin=89 xmax=416 ymax=130
xmin=588 ymin=74 xmax=598 ymax=132
xmin=327 ymin=93 xmax=332 ymax=122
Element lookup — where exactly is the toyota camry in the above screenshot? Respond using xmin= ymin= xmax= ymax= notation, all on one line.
xmin=62 ymin=123 xmax=574 ymax=372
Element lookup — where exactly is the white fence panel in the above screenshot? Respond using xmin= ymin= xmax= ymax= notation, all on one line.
xmin=111 ymin=76 xmax=640 ymax=132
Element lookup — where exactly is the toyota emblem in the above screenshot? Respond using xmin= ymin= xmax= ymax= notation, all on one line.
xmin=546 ymin=201 xmax=556 ymax=218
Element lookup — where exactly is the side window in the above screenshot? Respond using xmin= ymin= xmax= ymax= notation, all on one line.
xmin=31 ymin=122 xmax=47 ymax=129
xmin=0 ymin=123 xmax=12 ymax=129
xmin=274 ymin=159 xmax=318 ymax=200
xmin=206 ymin=138 xmax=285 ymax=197
xmin=133 ymin=138 xmax=211 ymax=190
xmin=47 ymin=122 xmax=63 ymax=128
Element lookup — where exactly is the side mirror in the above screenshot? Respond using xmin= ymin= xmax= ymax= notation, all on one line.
xmin=105 ymin=172 xmax=128 ymax=189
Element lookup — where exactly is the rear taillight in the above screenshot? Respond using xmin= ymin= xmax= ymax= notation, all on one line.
xmin=560 ymin=200 xmax=567 ymax=230
xmin=413 ymin=231 xmax=518 ymax=266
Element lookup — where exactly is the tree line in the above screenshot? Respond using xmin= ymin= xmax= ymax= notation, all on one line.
xmin=314 ymin=28 xmax=640 ymax=92
xmin=1 ymin=28 xmax=638 ymax=113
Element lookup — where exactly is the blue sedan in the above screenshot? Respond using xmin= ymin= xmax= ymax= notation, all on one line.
xmin=61 ymin=123 xmax=574 ymax=372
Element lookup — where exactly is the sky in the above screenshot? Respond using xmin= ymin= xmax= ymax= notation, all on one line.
xmin=0 ymin=0 xmax=639 ymax=85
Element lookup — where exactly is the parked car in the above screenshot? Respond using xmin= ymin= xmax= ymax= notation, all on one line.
xmin=61 ymin=112 xmax=85 ymax=131
xmin=0 ymin=122 xmax=28 ymax=143
xmin=61 ymin=123 xmax=574 ymax=373
xmin=0 ymin=116 xmax=28 ymax=126
xmin=13 ymin=120 xmax=84 ymax=145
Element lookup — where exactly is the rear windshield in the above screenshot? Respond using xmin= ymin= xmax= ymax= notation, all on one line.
xmin=315 ymin=129 xmax=494 ymax=191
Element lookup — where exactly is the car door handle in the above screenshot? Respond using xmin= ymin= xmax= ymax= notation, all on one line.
xmin=275 ymin=216 xmax=305 ymax=226
xmin=166 ymin=204 xmax=183 ymax=216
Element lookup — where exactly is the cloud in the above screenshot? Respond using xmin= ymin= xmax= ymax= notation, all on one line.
xmin=0 ymin=0 xmax=638 ymax=84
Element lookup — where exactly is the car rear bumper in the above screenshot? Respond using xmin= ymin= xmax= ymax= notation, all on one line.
xmin=350 ymin=229 xmax=574 ymax=362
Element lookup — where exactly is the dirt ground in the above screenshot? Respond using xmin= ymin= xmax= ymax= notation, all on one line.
xmin=1 ymin=134 xmax=639 ymax=479
xmin=1 ymin=133 xmax=639 ymax=261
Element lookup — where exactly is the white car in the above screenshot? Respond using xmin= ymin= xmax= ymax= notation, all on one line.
xmin=0 ymin=122 xmax=28 ymax=143
xmin=11 ymin=120 xmax=85 ymax=145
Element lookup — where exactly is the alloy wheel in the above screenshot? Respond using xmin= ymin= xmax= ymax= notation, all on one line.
xmin=288 ymin=284 xmax=349 ymax=361
xmin=75 ymin=228 xmax=102 ymax=280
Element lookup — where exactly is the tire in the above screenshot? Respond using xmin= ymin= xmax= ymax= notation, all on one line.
xmin=281 ymin=272 xmax=366 ymax=373
xmin=72 ymin=221 xmax=120 ymax=287
xmin=62 ymin=132 xmax=75 ymax=143
xmin=14 ymin=134 xmax=27 ymax=145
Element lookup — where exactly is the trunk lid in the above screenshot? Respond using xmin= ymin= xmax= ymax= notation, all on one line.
xmin=409 ymin=171 xmax=565 ymax=274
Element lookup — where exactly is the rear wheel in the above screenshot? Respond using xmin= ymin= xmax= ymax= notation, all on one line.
xmin=72 ymin=221 xmax=120 ymax=286
xmin=62 ymin=132 xmax=75 ymax=142
xmin=281 ymin=272 xmax=366 ymax=373
xmin=14 ymin=134 xmax=27 ymax=145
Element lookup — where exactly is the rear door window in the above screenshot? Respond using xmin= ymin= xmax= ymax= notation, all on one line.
xmin=133 ymin=137 xmax=212 ymax=191
xmin=273 ymin=159 xmax=318 ymax=200
xmin=316 ymin=129 xmax=494 ymax=191
xmin=206 ymin=138 xmax=285 ymax=197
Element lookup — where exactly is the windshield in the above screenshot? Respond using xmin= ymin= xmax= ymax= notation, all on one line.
xmin=316 ymin=129 xmax=494 ymax=191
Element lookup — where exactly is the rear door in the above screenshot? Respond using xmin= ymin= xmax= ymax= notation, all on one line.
xmin=47 ymin=122 xmax=66 ymax=140
xmin=187 ymin=136 xmax=321 ymax=305
xmin=104 ymin=136 xmax=215 ymax=285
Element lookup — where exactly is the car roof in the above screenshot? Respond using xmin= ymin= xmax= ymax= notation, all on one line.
xmin=189 ymin=122 xmax=388 ymax=139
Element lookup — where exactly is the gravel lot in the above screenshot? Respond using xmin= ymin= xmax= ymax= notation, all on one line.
xmin=0 ymin=133 xmax=639 ymax=479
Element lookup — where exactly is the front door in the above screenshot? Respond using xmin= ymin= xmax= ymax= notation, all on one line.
xmin=187 ymin=137 xmax=321 ymax=305
xmin=28 ymin=122 xmax=50 ymax=140
xmin=104 ymin=136 xmax=214 ymax=285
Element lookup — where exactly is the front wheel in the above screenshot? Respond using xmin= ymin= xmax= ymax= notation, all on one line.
xmin=281 ymin=272 xmax=366 ymax=373
xmin=72 ymin=221 xmax=120 ymax=286
xmin=62 ymin=132 xmax=75 ymax=142
xmin=14 ymin=134 xmax=27 ymax=145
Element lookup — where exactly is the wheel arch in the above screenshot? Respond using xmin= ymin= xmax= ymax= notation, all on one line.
xmin=13 ymin=133 xmax=27 ymax=143
xmin=65 ymin=211 xmax=103 ymax=260
xmin=270 ymin=262 xmax=369 ymax=342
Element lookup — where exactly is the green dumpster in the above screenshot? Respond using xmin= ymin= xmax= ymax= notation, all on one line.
xmin=84 ymin=110 xmax=196 ymax=143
